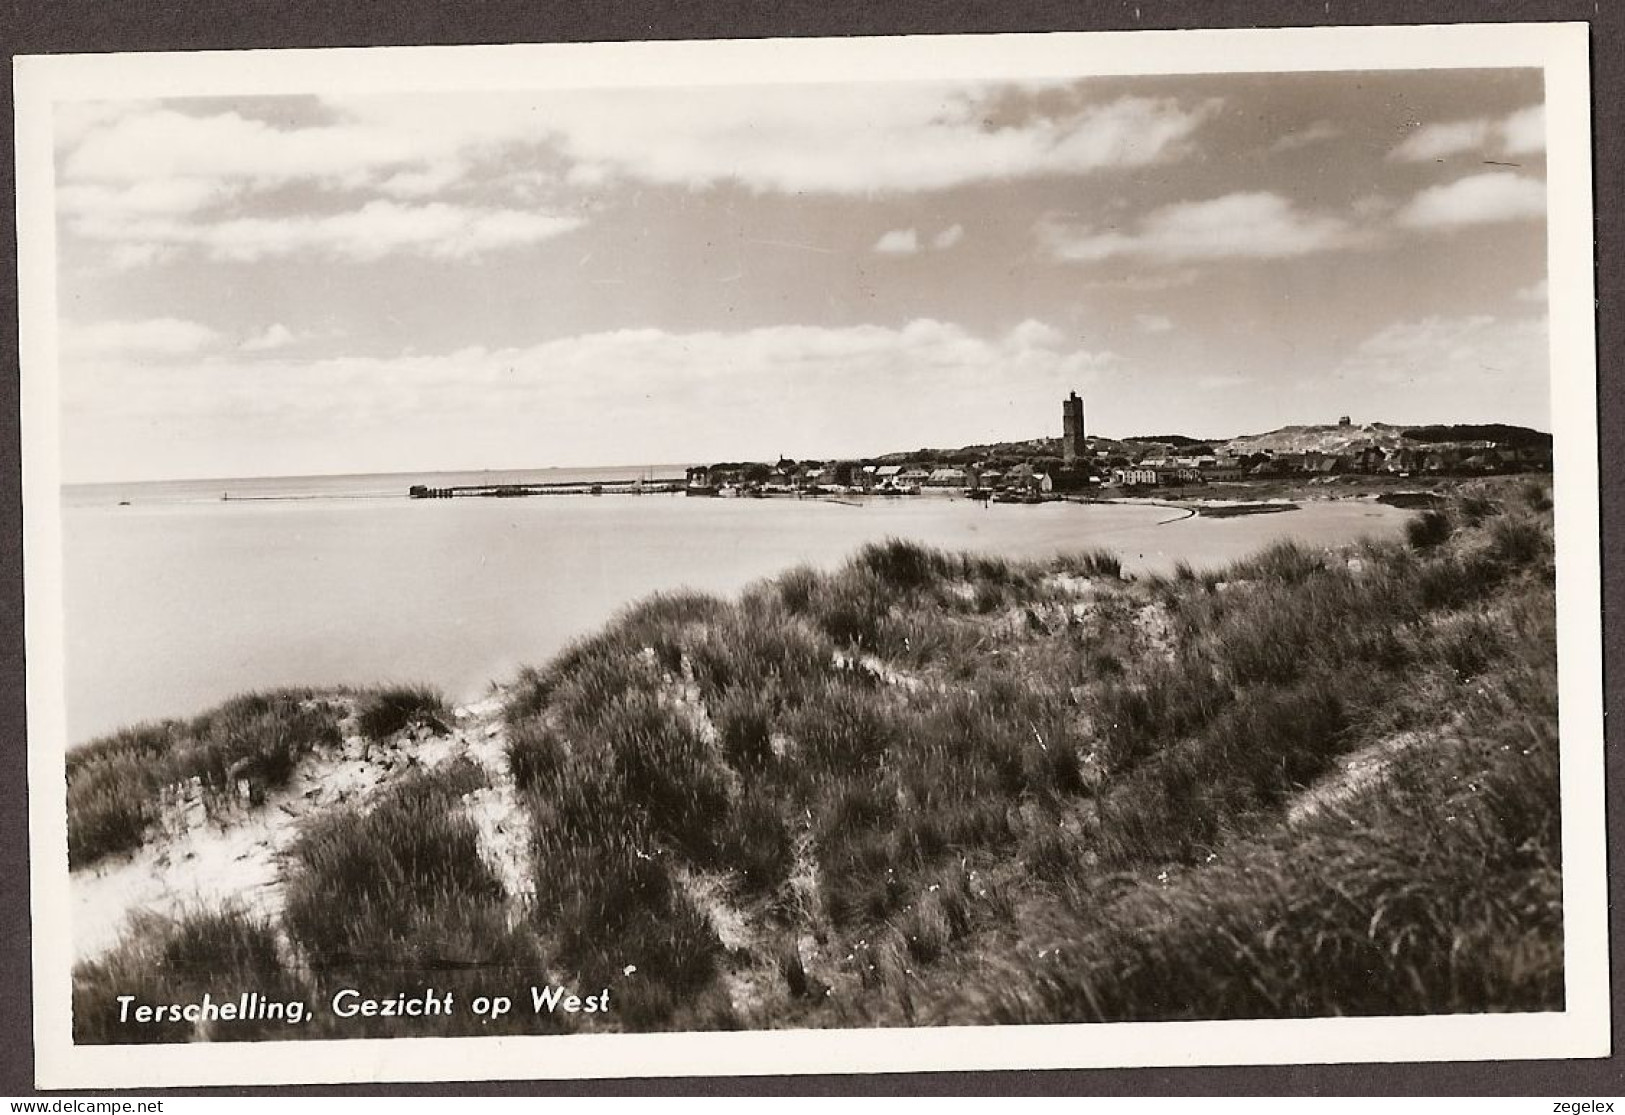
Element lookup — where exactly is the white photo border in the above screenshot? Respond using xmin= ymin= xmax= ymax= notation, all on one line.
xmin=14 ymin=21 xmax=1606 ymax=1089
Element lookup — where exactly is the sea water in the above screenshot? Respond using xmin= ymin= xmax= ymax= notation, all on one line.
xmin=59 ymin=473 xmax=1409 ymax=743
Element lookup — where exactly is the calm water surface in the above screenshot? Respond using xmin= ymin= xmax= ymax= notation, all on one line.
xmin=62 ymin=481 xmax=1408 ymax=743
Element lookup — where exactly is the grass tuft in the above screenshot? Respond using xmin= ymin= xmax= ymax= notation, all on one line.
xmin=1406 ymin=509 xmax=1454 ymax=550
xmin=72 ymin=905 xmax=307 ymax=1044
xmin=67 ymin=691 xmax=343 ymax=868
xmin=1055 ymin=548 xmax=1123 ymax=579
xmin=356 ymin=685 xmax=450 ymax=742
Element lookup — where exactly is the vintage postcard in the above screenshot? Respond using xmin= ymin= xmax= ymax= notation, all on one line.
xmin=15 ymin=22 xmax=1607 ymax=1089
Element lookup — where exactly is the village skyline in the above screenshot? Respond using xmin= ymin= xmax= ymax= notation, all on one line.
xmin=679 ymin=407 xmax=1554 ymax=498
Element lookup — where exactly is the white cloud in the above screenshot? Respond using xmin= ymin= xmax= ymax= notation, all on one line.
xmin=1043 ymin=192 xmax=1357 ymax=263
xmin=1335 ymin=313 xmax=1547 ymax=389
xmin=531 ymin=88 xmax=1221 ymax=195
xmin=1352 ymin=194 xmax=1397 ymax=220
xmin=58 ymin=178 xmax=235 ymax=222
xmin=241 ymin=324 xmax=299 ymax=352
xmin=876 ymin=224 xmax=967 ymax=255
xmin=61 ymin=317 xmax=220 ymax=359
xmin=56 ymin=98 xmax=583 ymax=267
xmin=215 ymin=202 xmax=581 ymax=262
xmin=64 ymin=318 xmax=1122 ymax=478
xmin=54 ymin=89 xmax=1220 ymax=271
xmin=873 ymin=229 xmax=920 ymax=255
xmin=1268 ymin=121 xmax=1341 ymax=153
xmin=1079 ymin=268 xmax=1201 ymax=292
xmin=1390 ymin=119 xmax=1495 ymax=162
xmin=376 ymin=163 xmax=469 ymax=199
xmin=1196 ymin=374 xmax=1251 ymax=389
xmin=1005 ymin=319 xmax=1068 ymax=350
xmin=64 ymin=105 xmax=432 ymax=185
xmin=1389 ymin=103 xmax=1544 ymax=162
xmin=1502 ymin=104 xmax=1545 ymax=156
xmin=1397 ymin=172 xmax=1546 ymax=229
xmin=1516 ymin=278 xmax=1549 ymax=304
xmin=1134 ymin=313 xmax=1173 ymax=334
xmin=60 ymin=89 xmax=1220 ymax=202
xmin=68 ymin=199 xmax=583 ymax=264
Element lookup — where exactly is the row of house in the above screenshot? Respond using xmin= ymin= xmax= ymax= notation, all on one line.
xmin=687 ymin=435 xmax=1552 ymax=498
xmin=1109 ymin=453 xmax=1234 ymax=488
xmin=1109 ymin=465 xmax=1201 ymax=487
xmin=687 ymin=459 xmax=1062 ymax=497
xmin=1104 ymin=439 xmax=1552 ymax=488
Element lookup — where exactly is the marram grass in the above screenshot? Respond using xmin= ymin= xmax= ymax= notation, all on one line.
xmin=71 ymin=478 xmax=1562 ymax=1040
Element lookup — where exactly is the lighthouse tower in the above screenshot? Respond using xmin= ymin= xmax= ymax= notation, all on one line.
xmin=1062 ymin=392 xmax=1087 ymax=463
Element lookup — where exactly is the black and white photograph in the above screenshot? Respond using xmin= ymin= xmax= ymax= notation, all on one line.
xmin=14 ymin=22 xmax=1608 ymax=1089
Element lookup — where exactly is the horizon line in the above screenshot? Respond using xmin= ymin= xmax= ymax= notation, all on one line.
xmin=60 ymin=416 xmax=1554 ymax=489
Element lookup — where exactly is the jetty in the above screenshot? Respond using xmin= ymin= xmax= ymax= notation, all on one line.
xmin=408 ymin=477 xmax=684 ymax=499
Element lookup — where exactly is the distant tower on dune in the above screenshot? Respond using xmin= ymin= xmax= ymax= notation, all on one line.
xmin=1062 ymin=391 xmax=1087 ymax=463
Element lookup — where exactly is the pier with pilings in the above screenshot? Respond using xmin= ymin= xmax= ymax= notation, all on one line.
xmin=408 ymin=478 xmax=685 ymax=499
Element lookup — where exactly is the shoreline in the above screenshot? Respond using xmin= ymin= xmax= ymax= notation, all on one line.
xmin=67 ymin=467 xmax=1531 ymax=512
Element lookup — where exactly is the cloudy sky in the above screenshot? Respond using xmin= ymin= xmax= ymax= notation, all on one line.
xmin=53 ymin=67 xmax=1549 ymax=482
